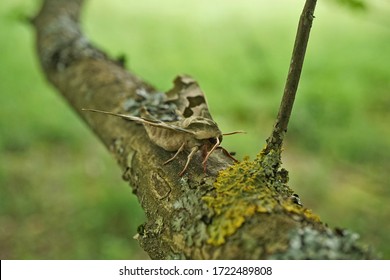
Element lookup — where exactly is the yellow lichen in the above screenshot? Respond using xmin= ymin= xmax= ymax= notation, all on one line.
xmin=203 ymin=154 xmax=282 ymax=245
xmin=282 ymin=201 xmax=321 ymax=223
xmin=203 ymin=148 xmax=320 ymax=246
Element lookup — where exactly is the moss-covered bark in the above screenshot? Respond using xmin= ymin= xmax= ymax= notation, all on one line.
xmin=32 ymin=0 xmax=374 ymax=259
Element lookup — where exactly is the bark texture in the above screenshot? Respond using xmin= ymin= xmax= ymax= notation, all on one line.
xmin=32 ymin=0 xmax=374 ymax=259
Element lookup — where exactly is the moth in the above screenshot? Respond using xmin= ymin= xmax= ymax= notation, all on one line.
xmin=83 ymin=75 xmax=243 ymax=176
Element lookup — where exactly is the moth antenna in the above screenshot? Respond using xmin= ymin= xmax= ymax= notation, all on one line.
xmin=82 ymin=108 xmax=196 ymax=135
xmin=82 ymin=108 xmax=162 ymax=127
xmin=223 ymin=130 xmax=246 ymax=136
xmin=82 ymin=108 xmax=141 ymax=121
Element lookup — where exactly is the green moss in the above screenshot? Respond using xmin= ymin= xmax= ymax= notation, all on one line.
xmin=203 ymin=148 xmax=320 ymax=246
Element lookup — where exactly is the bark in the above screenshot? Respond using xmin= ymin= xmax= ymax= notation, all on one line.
xmin=32 ymin=0 xmax=374 ymax=259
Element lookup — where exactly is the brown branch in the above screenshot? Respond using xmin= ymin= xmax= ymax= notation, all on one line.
xmin=32 ymin=0 xmax=374 ymax=259
xmin=265 ymin=0 xmax=317 ymax=154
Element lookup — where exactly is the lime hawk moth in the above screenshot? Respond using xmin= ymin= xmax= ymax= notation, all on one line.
xmin=83 ymin=75 xmax=243 ymax=176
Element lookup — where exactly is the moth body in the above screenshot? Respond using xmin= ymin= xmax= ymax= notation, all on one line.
xmin=143 ymin=123 xmax=194 ymax=152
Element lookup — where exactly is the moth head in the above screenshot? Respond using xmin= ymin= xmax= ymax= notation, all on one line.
xmin=180 ymin=116 xmax=245 ymax=173
xmin=181 ymin=116 xmax=222 ymax=140
xmin=181 ymin=115 xmax=245 ymax=150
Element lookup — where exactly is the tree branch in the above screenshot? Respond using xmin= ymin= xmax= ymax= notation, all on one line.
xmin=265 ymin=0 xmax=317 ymax=155
xmin=32 ymin=0 xmax=374 ymax=259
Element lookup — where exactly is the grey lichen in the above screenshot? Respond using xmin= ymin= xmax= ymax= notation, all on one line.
xmin=170 ymin=177 xmax=212 ymax=248
xmin=270 ymin=226 xmax=375 ymax=259
xmin=121 ymin=89 xmax=178 ymax=121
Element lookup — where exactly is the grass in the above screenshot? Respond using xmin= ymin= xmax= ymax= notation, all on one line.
xmin=0 ymin=0 xmax=389 ymax=259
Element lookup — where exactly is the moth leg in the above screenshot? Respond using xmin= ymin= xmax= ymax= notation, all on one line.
xmin=202 ymin=137 xmax=220 ymax=166
xmin=163 ymin=142 xmax=185 ymax=165
xmin=218 ymin=146 xmax=239 ymax=163
xmin=201 ymin=145 xmax=208 ymax=173
xmin=179 ymin=146 xmax=199 ymax=177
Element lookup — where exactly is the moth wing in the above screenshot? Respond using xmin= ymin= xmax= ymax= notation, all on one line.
xmin=139 ymin=107 xmax=196 ymax=135
xmin=165 ymin=75 xmax=213 ymax=120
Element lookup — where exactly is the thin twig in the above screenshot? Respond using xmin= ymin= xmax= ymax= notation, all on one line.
xmin=264 ymin=0 xmax=317 ymax=154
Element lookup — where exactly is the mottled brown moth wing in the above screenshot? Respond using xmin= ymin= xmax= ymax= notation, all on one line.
xmin=164 ymin=75 xmax=235 ymax=175
xmin=165 ymin=75 xmax=213 ymax=120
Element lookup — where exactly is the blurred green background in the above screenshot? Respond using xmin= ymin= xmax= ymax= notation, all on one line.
xmin=0 ymin=0 xmax=389 ymax=259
